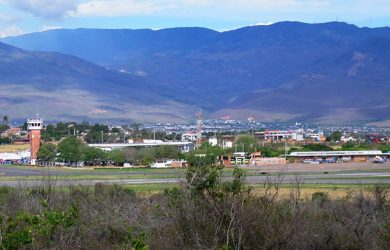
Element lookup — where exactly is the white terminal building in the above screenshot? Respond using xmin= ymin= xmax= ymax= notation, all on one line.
xmin=181 ymin=131 xmax=201 ymax=142
xmin=256 ymin=130 xmax=304 ymax=141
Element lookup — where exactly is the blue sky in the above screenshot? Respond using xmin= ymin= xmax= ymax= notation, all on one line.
xmin=1 ymin=0 xmax=390 ymax=37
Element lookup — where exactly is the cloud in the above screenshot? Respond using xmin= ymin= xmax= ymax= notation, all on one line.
xmin=7 ymin=0 xmax=78 ymax=19
xmin=68 ymin=0 xmax=162 ymax=17
xmin=254 ymin=22 xmax=275 ymax=26
xmin=0 ymin=14 xmax=20 ymax=23
xmin=0 ymin=25 xmax=24 ymax=38
xmin=40 ymin=25 xmax=62 ymax=31
xmin=67 ymin=0 xmax=333 ymax=18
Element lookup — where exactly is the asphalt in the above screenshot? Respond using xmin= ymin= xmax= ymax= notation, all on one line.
xmin=0 ymin=164 xmax=390 ymax=187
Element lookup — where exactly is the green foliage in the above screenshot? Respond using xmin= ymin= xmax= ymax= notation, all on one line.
xmin=122 ymin=230 xmax=149 ymax=250
xmin=154 ymin=145 xmax=181 ymax=160
xmin=184 ymin=156 xmax=247 ymax=198
xmin=124 ymin=146 xmax=181 ymax=166
xmin=57 ymin=137 xmax=85 ymax=163
xmin=383 ymin=223 xmax=390 ymax=248
xmin=341 ymin=142 xmax=370 ymax=151
xmin=0 ymin=186 xmax=12 ymax=204
xmin=0 ymin=137 xmax=11 ymax=144
xmin=327 ymin=131 xmax=342 ymax=142
xmin=84 ymin=123 xmax=109 ymax=143
xmin=83 ymin=147 xmax=108 ymax=164
xmin=221 ymin=167 xmax=248 ymax=195
xmin=186 ymin=154 xmax=217 ymax=167
xmin=302 ymin=144 xmax=333 ymax=151
xmin=85 ymin=130 xmax=106 ymax=143
xmin=186 ymin=161 xmax=223 ymax=196
xmin=192 ymin=141 xmax=224 ymax=157
xmin=42 ymin=123 xmax=70 ymax=141
xmin=378 ymin=144 xmax=390 ymax=153
xmin=311 ymin=192 xmax=329 ymax=206
xmin=21 ymin=122 xmax=28 ymax=131
xmin=0 ymin=201 xmax=78 ymax=249
xmin=37 ymin=143 xmax=58 ymax=161
xmin=0 ymin=124 xmax=9 ymax=133
xmin=109 ymin=150 xmax=126 ymax=166
xmin=2 ymin=115 xmax=8 ymax=125
xmin=235 ymin=134 xmax=259 ymax=153
xmin=258 ymin=146 xmax=282 ymax=157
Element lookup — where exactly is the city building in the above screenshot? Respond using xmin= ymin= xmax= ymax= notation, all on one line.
xmin=255 ymin=130 xmax=304 ymax=142
xmin=0 ymin=127 xmax=22 ymax=137
xmin=208 ymin=137 xmax=218 ymax=146
xmin=288 ymin=150 xmax=385 ymax=163
xmin=0 ymin=150 xmax=30 ymax=164
xmin=181 ymin=131 xmax=201 ymax=142
xmin=305 ymin=132 xmax=326 ymax=142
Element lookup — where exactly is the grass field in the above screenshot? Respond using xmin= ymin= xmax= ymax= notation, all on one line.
xmin=0 ymin=144 xmax=30 ymax=153
xmin=66 ymin=182 xmax=384 ymax=198
xmin=2 ymin=164 xmax=390 ymax=200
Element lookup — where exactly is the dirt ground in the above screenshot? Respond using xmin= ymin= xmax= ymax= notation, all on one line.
xmin=0 ymin=144 xmax=30 ymax=153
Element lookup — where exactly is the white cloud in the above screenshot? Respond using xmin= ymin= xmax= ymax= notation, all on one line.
xmin=253 ymin=22 xmax=275 ymax=26
xmin=0 ymin=13 xmax=20 ymax=23
xmin=40 ymin=25 xmax=62 ymax=31
xmin=7 ymin=0 xmax=78 ymax=19
xmin=0 ymin=25 xmax=24 ymax=38
xmin=67 ymin=0 xmax=333 ymax=18
xmin=68 ymin=0 xmax=162 ymax=17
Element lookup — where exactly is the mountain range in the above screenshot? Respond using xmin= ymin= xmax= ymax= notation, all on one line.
xmin=2 ymin=21 xmax=390 ymax=124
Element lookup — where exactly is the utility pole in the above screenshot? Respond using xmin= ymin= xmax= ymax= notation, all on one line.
xmin=284 ymin=142 xmax=288 ymax=158
xmin=101 ymin=131 xmax=104 ymax=143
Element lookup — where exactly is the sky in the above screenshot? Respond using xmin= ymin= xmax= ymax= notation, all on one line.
xmin=1 ymin=0 xmax=390 ymax=38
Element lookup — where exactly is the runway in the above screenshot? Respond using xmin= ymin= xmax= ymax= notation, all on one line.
xmin=0 ymin=163 xmax=389 ymax=187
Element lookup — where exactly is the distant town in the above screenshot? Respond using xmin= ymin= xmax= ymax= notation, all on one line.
xmin=1 ymin=114 xmax=389 ymax=167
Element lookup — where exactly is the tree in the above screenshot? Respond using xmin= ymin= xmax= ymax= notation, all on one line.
xmin=2 ymin=115 xmax=8 ymax=125
xmin=0 ymin=137 xmax=11 ymax=144
xmin=0 ymin=122 xmax=9 ymax=133
xmin=109 ymin=150 xmax=125 ymax=166
xmin=37 ymin=143 xmax=58 ymax=161
xmin=57 ymin=137 xmax=85 ymax=164
xmin=21 ymin=122 xmax=28 ymax=131
xmin=83 ymin=147 xmax=107 ymax=165
xmin=302 ymin=144 xmax=333 ymax=151
xmin=86 ymin=130 xmax=104 ymax=143
xmin=138 ymin=148 xmax=157 ymax=165
xmin=258 ymin=146 xmax=282 ymax=157
xmin=155 ymin=145 xmax=181 ymax=159
xmin=196 ymin=142 xmax=224 ymax=156
xmin=327 ymin=131 xmax=342 ymax=142
xmin=235 ymin=134 xmax=259 ymax=153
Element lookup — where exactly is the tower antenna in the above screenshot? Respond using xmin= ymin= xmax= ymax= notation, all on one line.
xmin=195 ymin=109 xmax=202 ymax=146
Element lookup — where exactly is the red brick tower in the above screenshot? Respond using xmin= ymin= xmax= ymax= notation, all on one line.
xmin=27 ymin=118 xmax=43 ymax=165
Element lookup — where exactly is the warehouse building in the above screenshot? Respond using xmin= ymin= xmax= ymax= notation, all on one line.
xmin=288 ymin=150 xmax=387 ymax=163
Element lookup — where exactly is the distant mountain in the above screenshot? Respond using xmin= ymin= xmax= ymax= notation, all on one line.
xmin=0 ymin=42 xmax=195 ymax=122
xmin=3 ymin=22 xmax=390 ymax=124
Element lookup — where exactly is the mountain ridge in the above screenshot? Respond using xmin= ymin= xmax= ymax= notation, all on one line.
xmin=2 ymin=21 xmax=390 ymax=123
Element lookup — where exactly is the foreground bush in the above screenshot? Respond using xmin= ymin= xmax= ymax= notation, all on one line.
xmin=0 ymin=169 xmax=390 ymax=249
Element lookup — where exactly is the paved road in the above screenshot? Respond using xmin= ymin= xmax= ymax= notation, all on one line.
xmin=1 ymin=164 xmax=390 ymax=187
xmin=0 ymin=173 xmax=390 ymax=187
xmin=0 ymin=167 xmax=176 ymax=177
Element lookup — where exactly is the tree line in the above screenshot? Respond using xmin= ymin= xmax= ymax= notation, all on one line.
xmin=37 ymin=137 xmax=182 ymax=166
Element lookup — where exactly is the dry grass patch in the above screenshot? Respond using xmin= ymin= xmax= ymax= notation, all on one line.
xmin=0 ymin=144 xmax=30 ymax=153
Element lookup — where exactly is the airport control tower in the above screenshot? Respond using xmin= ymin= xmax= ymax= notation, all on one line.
xmin=27 ymin=117 xmax=43 ymax=165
